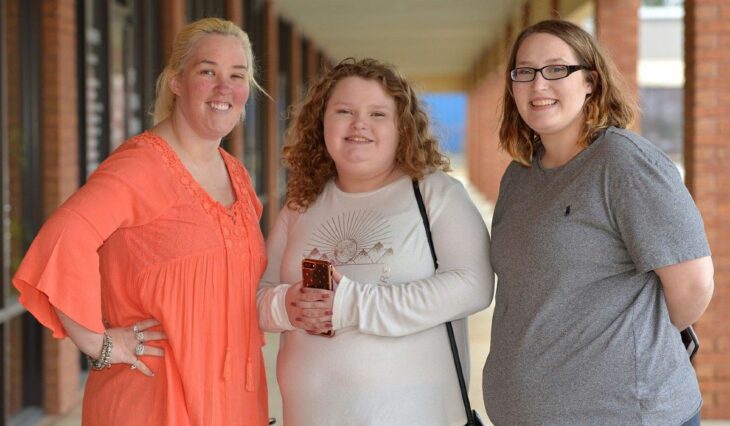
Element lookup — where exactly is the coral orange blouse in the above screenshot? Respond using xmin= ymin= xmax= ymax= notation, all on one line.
xmin=13 ymin=132 xmax=268 ymax=425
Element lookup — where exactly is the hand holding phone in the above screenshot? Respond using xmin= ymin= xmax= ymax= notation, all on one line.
xmin=302 ymin=258 xmax=334 ymax=291
xmin=300 ymin=258 xmax=335 ymax=337
xmin=680 ymin=326 xmax=699 ymax=361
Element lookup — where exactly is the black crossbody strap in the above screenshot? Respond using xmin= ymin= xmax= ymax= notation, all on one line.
xmin=412 ymin=180 xmax=438 ymax=270
xmin=412 ymin=179 xmax=476 ymax=425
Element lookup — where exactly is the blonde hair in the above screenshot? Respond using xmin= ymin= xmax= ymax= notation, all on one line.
xmin=152 ymin=18 xmax=261 ymax=124
xmin=499 ymin=19 xmax=637 ymax=166
xmin=283 ymin=58 xmax=450 ymax=211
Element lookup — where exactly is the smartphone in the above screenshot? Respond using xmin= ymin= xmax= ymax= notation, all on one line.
xmin=302 ymin=258 xmax=334 ymax=291
xmin=680 ymin=326 xmax=699 ymax=361
xmin=301 ymin=258 xmax=335 ymax=337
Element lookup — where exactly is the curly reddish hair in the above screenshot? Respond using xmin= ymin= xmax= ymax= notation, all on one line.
xmin=283 ymin=57 xmax=450 ymax=211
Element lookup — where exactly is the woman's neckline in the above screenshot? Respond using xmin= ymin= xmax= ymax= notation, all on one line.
xmin=536 ymin=132 xmax=605 ymax=174
xmin=330 ymin=172 xmax=412 ymax=197
xmin=144 ymin=130 xmax=241 ymax=211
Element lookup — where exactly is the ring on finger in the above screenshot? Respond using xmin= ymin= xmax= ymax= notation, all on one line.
xmin=135 ymin=331 xmax=145 ymax=342
xmin=135 ymin=343 xmax=145 ymax=356
xmin=130 ymin=359 xmax=138 ymax=370
xmin=132 ymin=324 xmax=140 ymax=334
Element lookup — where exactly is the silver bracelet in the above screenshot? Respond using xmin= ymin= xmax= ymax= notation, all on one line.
xmin=87 ymin=332 xmax=113 ymax=370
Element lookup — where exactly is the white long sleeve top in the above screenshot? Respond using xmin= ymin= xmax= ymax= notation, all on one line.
xmin=257 ymin=171 xmax=494 ymax=426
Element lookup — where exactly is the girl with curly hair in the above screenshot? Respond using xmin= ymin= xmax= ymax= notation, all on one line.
xmin=483 ymin=20 xmax=713 ymax=425
xmin=258 ymin=57 xmax=494 ymax=425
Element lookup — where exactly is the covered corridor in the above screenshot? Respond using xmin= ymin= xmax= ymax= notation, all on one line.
xmin=1 ymin=0 xmax=728 ymax=423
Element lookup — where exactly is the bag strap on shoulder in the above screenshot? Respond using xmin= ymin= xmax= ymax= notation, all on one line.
xmin=412 ymin=179 xmax=477 ymax=425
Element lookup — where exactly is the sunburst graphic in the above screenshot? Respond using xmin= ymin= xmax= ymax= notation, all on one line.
xmin=304 ymin=210 xmax=393 ymax=265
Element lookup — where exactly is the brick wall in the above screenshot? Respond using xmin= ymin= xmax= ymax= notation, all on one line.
xmin=595 ymin=0 xmax=641 ymax=129
xmin=466 ymin=71 xmax=511 ymax=203
xmin=160 ymin=0 xmax=185 ymax=65
xmin=40 ymin=0 xmax=80 ymax=415
xmin=264 ymin=0 xmax=280 ymax=232
xmin=226 ymin=0 xmax=245 ymax=159
xmin=685 ymin=0 xmax=730 ymax=418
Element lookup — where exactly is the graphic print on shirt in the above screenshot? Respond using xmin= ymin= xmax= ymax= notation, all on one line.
xmin=303 ymin=210 xmax=393 ymax=267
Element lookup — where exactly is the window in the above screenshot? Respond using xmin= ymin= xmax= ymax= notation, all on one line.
xmin=78 ymin=0 xmax=160 ymax=180
xmin=640 ymin=87 xmax=683 ymax=163
xmin=244 ymin=0 xmax=269 ymax=231
xmin=187 ymin=0 xmax=225 ymax=20
xmin=1 ymin=0 xmax=45 ymax=421
xmin=78 ymin=0 xmax=111 ymax=178
xmin=277 ymin=19 xmax=292 ymax=209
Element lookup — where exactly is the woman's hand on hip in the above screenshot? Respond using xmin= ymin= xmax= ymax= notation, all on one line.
xmin=54 ymin=309 xmax=167 ymax=377
xmin=107 ymin=318 xmax=167 ymax=377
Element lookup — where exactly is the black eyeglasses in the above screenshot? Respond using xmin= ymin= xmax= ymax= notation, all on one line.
xmin=510 ymin=65 xmax=588 ymax=82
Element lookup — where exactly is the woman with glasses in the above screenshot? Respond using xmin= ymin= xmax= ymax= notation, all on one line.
xmin=483 ymin=19 xmax=713 ymax=425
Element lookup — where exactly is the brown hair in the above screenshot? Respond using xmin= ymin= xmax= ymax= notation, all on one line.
xmin=499 ymin=19 xmax=637 ymax=166
xmin=283 ymin=57 xmax=450 ymax=211
xmin=152 ymin=17 xmax=261 ymax=125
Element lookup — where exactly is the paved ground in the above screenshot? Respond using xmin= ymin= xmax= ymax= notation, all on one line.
xmin=36 ymin=164 xmax=729 ymax=426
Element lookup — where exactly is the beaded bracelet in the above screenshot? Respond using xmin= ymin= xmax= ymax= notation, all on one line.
xmin=87 ymin=332 xmax=113 ymax=370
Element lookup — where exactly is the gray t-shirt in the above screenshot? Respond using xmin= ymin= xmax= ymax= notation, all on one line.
xmin=483 ymin=127 xmax=710 ymax=425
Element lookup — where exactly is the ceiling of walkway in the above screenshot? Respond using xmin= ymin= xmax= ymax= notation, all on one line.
xmin=276 ymin=0 xmax=524 ymax=91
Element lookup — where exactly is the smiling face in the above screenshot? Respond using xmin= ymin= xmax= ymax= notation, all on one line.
xmin=512 ymin=32 xmax=593 ymax=147
xmin=170 ymin=34 xmax=250 ymax=141
xmin=323 ymin=76 xmax=400 ymax=190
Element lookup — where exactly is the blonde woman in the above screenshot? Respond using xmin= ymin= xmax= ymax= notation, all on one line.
xmin=14 ymin=18 xmax=269 ymax=425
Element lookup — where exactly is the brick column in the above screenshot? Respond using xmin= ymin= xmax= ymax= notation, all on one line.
xmin=551 ymin=0 xmax=560 ymax=19
xmin=595 ymin=0 xmax=640 ymax=128
xmin=304 ymin=42 xmax=320 ymax=87
xmin=40 ymin=0 xmax=80 ymax=414
xmin=263 ymin=0 xmax=279 ymax=231
xmin=466 ymin=72 xmax=511 ymax=203
xmin=226 ymin=0 xmax=245 ymax=159
xmin=685 ymin=0 xmax=730 ymax=419
xmin=160 ymin=0 xmax=185 ymax=64
xmin=466 ymin=86 xmax=481 ymax=190
xmin=289 ymin=27 xmax=303 ymax=106
xmin=466 ymin=7 xmax=531 ymax=204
